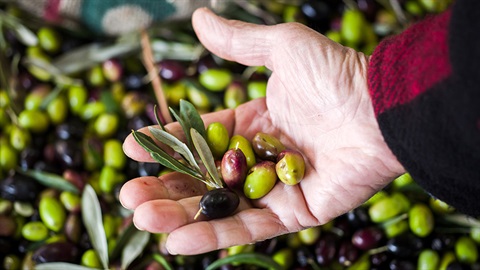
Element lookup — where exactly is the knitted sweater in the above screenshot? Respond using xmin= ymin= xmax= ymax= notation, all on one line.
xmin=368 ymin=0 xmax=480 ymax=216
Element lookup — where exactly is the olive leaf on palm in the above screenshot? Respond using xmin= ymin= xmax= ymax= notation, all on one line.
xmin=131 ymin=99 xmax=240 ymax=219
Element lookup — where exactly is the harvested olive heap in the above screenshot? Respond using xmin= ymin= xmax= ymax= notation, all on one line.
xmin=2 ymin=1 xmax=478 ymax=270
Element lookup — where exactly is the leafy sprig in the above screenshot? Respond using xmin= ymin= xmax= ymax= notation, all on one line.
xmin=132 ymin=99 xmax=223 ymax=189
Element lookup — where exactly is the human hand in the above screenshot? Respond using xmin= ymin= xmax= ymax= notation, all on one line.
xmin=119 ymin=8 xmax=405 ymax=255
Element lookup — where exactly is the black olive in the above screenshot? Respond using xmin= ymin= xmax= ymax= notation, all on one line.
xmin=0 ymin=173 xmax=43 ymax=202
xmin=387 ymin=232 xmax=424 ymax=258
xmin=32 ymin=242 xmax=80 ymax=264
xmin=199 ymin=188 xmax=239 ymax=219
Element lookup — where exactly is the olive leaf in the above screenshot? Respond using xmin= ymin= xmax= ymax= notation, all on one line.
xmin=131 ymin=130 xmax=204 ymax=181
xmin=34 ymin=262 xmax=103 ymax=270
xmin=81 ymin=184 xmax=109 ymax=270
xmin=0 ymin=10 xmax=38 ymax=47
xmin=205 ymin=253 xmax=282 ymax=270
xmin=180 ymin=99 xmax=206 ymax=139
xmin=153 ymin=104 xmax=167 ymax=131
xmin=110 ymin=222 xmax=136 ymax=260
xmin=121 ymin=230 xmax=150 ymax=270
xmin=148 ymin=126 xmax=201 ymax=171
xmin=191 ymin=128 xmax=223 ymax=188
xmin=442 ymin=214 xmax=480 ymax=227
xmin=152 ymin=254 xmax=174 ymax=270
xmin=18 ymin=169 xmax=79 ymax=194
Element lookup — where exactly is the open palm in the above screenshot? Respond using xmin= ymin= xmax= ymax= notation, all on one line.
xmin=119 ymin=8 xmax=405 ymax=255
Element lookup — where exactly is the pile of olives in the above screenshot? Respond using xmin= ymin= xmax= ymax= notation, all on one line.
xmin=0 ymin=0 xmax=470 ymax=270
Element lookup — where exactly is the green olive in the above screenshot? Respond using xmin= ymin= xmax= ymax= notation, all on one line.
xmin=429 ymin=197 xmax=455 ymax=214
xmin=224 ymin=82 xmax=247 ymax=109
xmin=21 ymin=221 xmax=49 ymax=242
xmin=121 ymin=92 xmax=146 ymax=118
xmin=94 ymin=113 xmax=119 ymax=138
xmin=165 ymin=82 xmax=187 ymax=107
xmin=206 ymin=122 xmax=230 ymax=159
xmin=340 ymin=9 xmax=366 ymax=45
xmin=247 ymin=81 xmax=267 ymax=100
xmin=25 ymin=46 xmax=52 ymax=81
xmin=326 ymin=30 xmax=342 ymax=43
xmin=408 ymin=203 xmax=434 ymax=238
xmin=384 ymin=219 xmax=409 ymax=239
xmin=455 ymin=236 xmax=478 ymax=264
xmin=368 ymin=196 xmax=403 ymax=223
xmin=470 ymin=227 xmax=480 ymax=244
xmin=80 ymin=101 xmax=106 ymax=121
xmin=18 ymin=109 xmax=50 ymax=133
xmin=0 ymin=108 xmax=9 ymax=128
xmin=59 ymin=191 xmax=81 ymax=213
xmin=391 ymin=173 xmax=414 ymax=189
xmin=199 ymin=68 xmax=233 ymax=92
xmin=363 ymin=190 xmax=388 ymax=207
xmin=46 ymin=95 xmax=68 ymax=125
xmin=68 ymin=85 xmax=88 ymax=115
xmin=186 ymin=84 xmax=211 ymax=111
xmin=243 ymin=161 xmax=277 ymax=199
xmin=276 ymin=149 xmax=305 ymax=186
xmin=104 ymin=139 xmax=126 ymax=170
xmin=0 ymin=90 xmax=10 ymax=108
xmin=24 ymin=84 xmax=51 ymax=110
xmin=438 ymin=251 xmax=456 ymax=270
xmin=272 ymin=248 xmax=294 ymax=270
xmin=3 ymin=254 xmax=21 ymax=270
xmin=229 ymin=135 xmax=256 ymax=169
xmin=390 ymin=192 xmax=411 ymax=212
xmin=9 ymin=126 xmax=31 ymax=151
xmin=37 ymin=27 xmax=61 ymax=54
xmin=39 ymin=196 xmax=66 ymax=232
xmin=417 ymin=249 xmax=440 ymax=270
xmin=251 ymin=132 xmax=285 ymax=161
xmin=0 ymin=141 xmax=18 ymax=172
xmin=86 ymin=65 xmax=106 ymax=87
xmin=81 ymin=249 xmax=102 ymax=268
xmin=297 ymin=226 xmax=321 ymax=245
xmin=99 ymin=166 xmax=123 ymax=194
xmin=103 ymin=214 xmax=118 ymax=239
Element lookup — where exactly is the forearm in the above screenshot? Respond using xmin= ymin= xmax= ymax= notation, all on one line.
xmin=368 ymin=0 xmax=480 ymax=216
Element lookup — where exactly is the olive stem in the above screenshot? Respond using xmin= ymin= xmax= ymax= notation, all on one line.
xmin=367 ymin=245 xmax=389 ymax=255
xmin=379 ymin=213 xmax=408 ymax=229
xmin=194 ymin=207 xmax=203 ymax=220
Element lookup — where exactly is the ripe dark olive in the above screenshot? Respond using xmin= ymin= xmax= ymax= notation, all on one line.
xmin=346 ymin=207 xmax=371 ymax=229
xmin=32 ymin=242 xmax=80 ymax=264
xmin=351 ymin=226 xmax=384 ymax=250
xmin=296 ymin=246 xmax=315 ymax=267
xmin=54 ymin=139 xmax=83 ymax=169
xmin=0 ymin=173 xmax=43 ymax=202
xmin=337 ymin=240 xmax=360 ymax=266
xmin=19 ymin=147 xmax=42 ymax=170
xmin=387 ymin=232 xmax=424 ymax=258
xmin=199 ymin=188 xmax=239 ymax=219
xmin=158 ymin=59 xmax=186 ymax=82
xmin=389 ymin=259 xmax=416 ymax=270
xmin=315 ymin=232 xmax=339 ymax=266
xmin=55 ymin=117 xmax=85 ymax=140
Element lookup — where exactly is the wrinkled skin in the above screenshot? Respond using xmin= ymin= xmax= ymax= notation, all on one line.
xmin=119 ymin=8 xmax=405 ymax=255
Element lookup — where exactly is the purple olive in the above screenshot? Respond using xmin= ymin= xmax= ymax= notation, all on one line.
xmin=351 ymin=226 xmax=384 ymax=250
xmin=32 ymin=242 xmax=80 ymax=264
xmin=221 ymin=149 xmax=248 ymax=190
xmin=199 ymin=188 xmax=240 ymax=219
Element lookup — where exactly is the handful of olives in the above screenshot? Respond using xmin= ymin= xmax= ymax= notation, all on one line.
xmin=132 ymin=99 xmax=305 ymax=220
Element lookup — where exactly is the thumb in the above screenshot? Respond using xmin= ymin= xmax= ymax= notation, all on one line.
xmin=192 ymin=8 xmax=277 ymax=69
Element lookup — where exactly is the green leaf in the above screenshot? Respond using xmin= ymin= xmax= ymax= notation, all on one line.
xmin=152 ymin=254 xmax=174 ymax=270
xmin=121 ymin=230 xmax=150 ymax=270
xmin=131 ymin=131 xmax=204 ymax=182
xmin=34 ymin=262 xmax=102 ymax=270
xmin=205 ymin=253 xmax=282 ymax=270
xmin=180 ymin=99 xmax=206 ymax=139
xmin=169 ymin=107 xmax=192 ymax=150
xmin=81 ymin=185 xmax=109 ymax=270
xmin=110 ymin=222 xmax=136 ymax=260
xmin=0 ymin=10 xmax=38 ymax=47
xmin=18 ymin=169 xmax=79 ymax=194
xmin=191 ymin=128 xmax=223 ymax=188
xmin=442 ymin=214 xmax=480 ymax=227
xmin=153 ymin=104 xmax=166 ymax=131
xmin=100 ymin=90 xmax=120 ymax=114
xmin=148 ymin=126 xmax=201 ymax=171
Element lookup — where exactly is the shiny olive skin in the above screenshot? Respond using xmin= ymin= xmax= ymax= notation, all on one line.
xmin=206 ymin=122 xmax=230 ymax=159
xmin=54 ymin=139 xmax=83 ymax=169
xmin=408 ymin=203 xmax=434 ymax=238
xmin=251 ymin=132 xmax=285 ymax=161
xmin=0 ymin=174 xmax=42 ymax=202
xmin=243 ymin=161 xmax=277 ymax=199
xmin=229 ymin=135 xmax=256 ymax=169
xmin=199 ymin=188 xmax=240 ymax=219
xmin=276 ymin=149 xmax=306 ymax=185
xmin=417 ymin=249 xmax=440 ymax=270
xmin=221 ymin=149 xmax=248 ymax=190
xmin=351 ymin=226 xmax=384 ymax=251
xmin=386 ymin=232 xmax=424 ymax=258
xmin=455 ymin=236 xmax=478 ymax=264
xmin=39 ymin=196 xmax=66 ymax=232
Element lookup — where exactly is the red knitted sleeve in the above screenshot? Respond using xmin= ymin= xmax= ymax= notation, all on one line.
xmin=367 ymin=0 xmax=480 ymax=217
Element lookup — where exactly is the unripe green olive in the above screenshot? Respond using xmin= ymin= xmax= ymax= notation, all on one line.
xmin=297 ymin=226 xmax=321 ymax=245
xmin=408 ymin=203 xmax=434 ymax=238
xmin=417 ymin=249 xmax=440 ymax=270
xmin=103 ymin=214 xmax=118 ymax=239
xmin=368 ymin=196 xmax=403 ymax=223
xmin=39 ymin=196 xmax=66 ymax=232
xmin=341 ymin=9 xmax=366 ymax=45
xmin=224 ymin=82 xmax=247 ymax=109
xmin=81 ymin=249 xmax=102 ymax=268
xmin=429 ymin=197 xmax=455 ymax=214
xmin=363 ymin=190 xmax=388 ymax=207
xmin=391 ymin=173 xmax=414 ymax=189
xmin=384 ymin=219 xmax=409 ymax=239
xmin=94 ymin=113 xmax=118 ymax=138
xmin=0 ymin=108 xmax=9 ymax=128
xmin=24 ymin=84 xmax=51 ymax=110
xmin=121 ymin=92 xmax=146 ymax=118
xmin=59 ymin=191 xmax=81 ymax=213
xmin=68 ymin=85 xmax=88 ymax=115
xmin=25 ymin=46 xmax=52 ymax=81
xmin=99 ymin=166 xmax=124 ymax=194
xmin=455 ymin=236 xmax=478 ymax=264
xmin=80 ymin=101 xmax=106 ymax=121
xmin=247 ymin=81 xmax=267 ymax=100
xmin=251 ymin=132 xmax=285 ymax=161
xmin=186 ymin=84 xmax=211 ymax=111
xmin=3 ymin=254 xmax=21 ymax=270
xmin=0 ymin=90 xmax=10 ymax=108
xmin=18 ymin=109 xmax=50 ymax=133
xmin=86 ymin=65 xmax=106 ymax=87
xmin=390 ymin=192 xmax=411 ymax=212
xmin=326 ymin=30 xmax=342 ymax=43
xmin=438 ymin=251 xmax=456 ymax=270
xmin=199 ymin=68 xmax=233 ymax=92
xmin=37 ymin=27 xmax=61 ymax=54
xmin=46 ymin=95 xmax=69 ymax=125
xmin=21 ymin=221 xmax=48 ymax=242
xmin=9 ymin=126 xmax=31 ymax=151
xmin=272 ymin=248 xmax=294 ymax=270
xmin=244 ymin=161 xmax=277 ymax=199
xmin=470 ymin=227 xmax=480 ymax=244
xmin=206 ymin=122 xmax=230 ymax=159
xmin=0 ymin=142 xmax=18 ymax=172
xmin=276 ymin=149 xmax=305 ymax=185
xmin=229 ymin=135 xmax=256 ymax=169
xmin=165 ymin=82 xmax=187 ymax=107
xmin=104 ymin=139 xmax=126 ymax=170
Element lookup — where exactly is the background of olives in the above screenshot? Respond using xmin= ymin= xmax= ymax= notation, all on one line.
xmin=2 ymin=0 xmax=476 ymax=270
